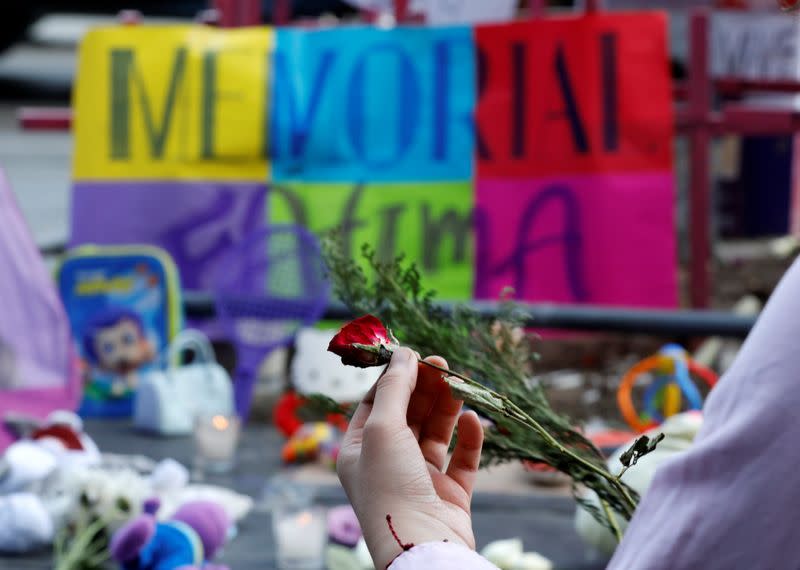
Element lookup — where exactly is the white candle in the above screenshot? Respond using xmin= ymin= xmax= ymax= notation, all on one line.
xmin=193 ymin=414 xmax=240 ymax=470
xmin=273 ymin=507 xmax=327 ymax=569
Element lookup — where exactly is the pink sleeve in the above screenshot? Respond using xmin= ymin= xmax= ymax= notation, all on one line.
xmin=609 ymin=257 xmax=800 ymax=569
xmin=388 ymin=542 xmax=499 ymax=570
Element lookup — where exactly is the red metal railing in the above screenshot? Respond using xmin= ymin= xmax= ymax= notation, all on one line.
xmin=17 ymin=1 xmax=800 ymax=308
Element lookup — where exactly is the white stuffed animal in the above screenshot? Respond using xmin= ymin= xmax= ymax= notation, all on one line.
xmin=574 ymin=411 xmax=703 ymax=555
xmin=292 ymin=328 xmax=380 ymax=403
xmin=0 ymin=410 xmax=101 ymax=553
xmin=0 ymin=410 xmax=100 ymax=495
xmin=0 ymin=493 xmax=53 ymax=553
xmin=149 ymin=458 xmax=253 ymax=522
xmin=0 ymin=414 xmax=253 ymax=555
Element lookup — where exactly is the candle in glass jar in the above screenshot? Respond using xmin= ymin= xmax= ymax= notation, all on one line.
xmin=273 ymin=507 xmax=327 ymax=568
xmin=194 ymin=414 xmax=240 ymax=471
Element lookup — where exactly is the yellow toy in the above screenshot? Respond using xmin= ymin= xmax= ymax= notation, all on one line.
xmin=281 ymin=422 xmax=340 ymax=466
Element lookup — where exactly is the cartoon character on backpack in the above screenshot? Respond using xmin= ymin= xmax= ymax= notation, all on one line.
xmin=82 ymin=308 xmax=155 ymax=397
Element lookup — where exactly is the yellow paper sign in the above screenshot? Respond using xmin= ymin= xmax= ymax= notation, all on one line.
xmin=73 ymin=25 xmax=273 ymax=180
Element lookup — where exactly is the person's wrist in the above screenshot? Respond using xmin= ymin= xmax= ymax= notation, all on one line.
xmin=362 ymin=510 xmax=472 ymax=569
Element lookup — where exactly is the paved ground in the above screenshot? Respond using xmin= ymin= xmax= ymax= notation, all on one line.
xmin=0 ymin=420 xmax=609 ymax=570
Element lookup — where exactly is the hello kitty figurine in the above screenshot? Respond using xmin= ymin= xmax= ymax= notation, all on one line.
xmin=291 ymin=328 xmax=379 ymax=403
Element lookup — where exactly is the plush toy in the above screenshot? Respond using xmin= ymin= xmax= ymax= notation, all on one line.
xmin=110 ymin=498 xmax=230 ymax=570
xmin=281 ymin=422 xmax=340 ymax=466
xmin=327 ymin=505 xmax=362 ymax=547
xmin=278 ymin=327 xmax=373 ymax=445
xmin=617 ymin=344 xmax=716 ymax=433
xmin=292 ymin=328 xmax=379 ymax=403
xmin=0 ymin=492 xmax=53 ymax=553
xmin=0 ymin=410 xmax=102 ymax=553
xmin=0 ymin=410 xmax=99 ymax=494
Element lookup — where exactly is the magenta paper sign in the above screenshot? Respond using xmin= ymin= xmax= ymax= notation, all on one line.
xmin=474 ymin=174 xmax=677 ymax=307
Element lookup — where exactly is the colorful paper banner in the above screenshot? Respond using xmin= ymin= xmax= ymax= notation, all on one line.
xmin=71 ymin=14 xmax=677 ymax=307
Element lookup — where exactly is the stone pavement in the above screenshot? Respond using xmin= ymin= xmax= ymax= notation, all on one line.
xmin=0 ymin=420 xmax=609 ymax=570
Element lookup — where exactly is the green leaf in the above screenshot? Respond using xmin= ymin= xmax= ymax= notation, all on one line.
xmin=444 ymin=378 xmax=506 ymax=412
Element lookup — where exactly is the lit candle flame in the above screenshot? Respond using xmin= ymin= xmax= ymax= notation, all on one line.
xmin=212 ymin=415 xmax=229 ymax=430
xmin=297 ymin=511 xmax=313 ymax=526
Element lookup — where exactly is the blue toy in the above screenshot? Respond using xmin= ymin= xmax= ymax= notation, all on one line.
xmin=110 ymin=498 xmax=230 ymax=570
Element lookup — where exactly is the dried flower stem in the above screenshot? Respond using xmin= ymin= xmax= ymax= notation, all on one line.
xmin=417 ymin=358 xmax=637 ymax=517
xmin=319 ymin=235 xmax=642 ymax=535
xmin=600 ymin=498 xmax=623 ymax=543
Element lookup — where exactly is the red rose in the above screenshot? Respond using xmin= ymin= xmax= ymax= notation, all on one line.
xmin=327 ymin=315 xmax=399 ymax=368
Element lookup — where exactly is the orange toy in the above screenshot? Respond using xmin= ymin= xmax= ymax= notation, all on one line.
xmin=617 ymin=344 xmax=717 ymax=433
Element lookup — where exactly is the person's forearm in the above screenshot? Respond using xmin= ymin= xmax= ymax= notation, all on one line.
xmin=610 ymin=257 xmax=800 ymax=569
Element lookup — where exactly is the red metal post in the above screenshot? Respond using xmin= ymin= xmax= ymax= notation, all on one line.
xmin=17 ymin=108 xmax=73 ymax=131
xmin=214 ymin=0 xmax=235 ymax=26
xmin=245 ymin=0 xmax=262 ymax=24
xmin=214 ymin=0 xmax=262 ymax=26
xmin=274 ymin=0 xmax=292 ymax=25
xmin=584 ymin=0 xmax=602 ymax=13
xmin=360 ymin=9 xmax=378 ymax=23
xmin=395 ymin=0 xmax=409 ymax=23
xmin=687 ymin=9 xmax=712 ymax=308
xmin=529 ymin=0 xmax=546 ymax=18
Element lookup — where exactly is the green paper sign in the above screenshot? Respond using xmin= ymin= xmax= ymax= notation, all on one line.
xmin=269 ymin=181 xmax=473 ymax=299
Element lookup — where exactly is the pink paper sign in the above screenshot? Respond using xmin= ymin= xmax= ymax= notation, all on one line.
xmin=474 ymin=174 xmax=677 ymax=307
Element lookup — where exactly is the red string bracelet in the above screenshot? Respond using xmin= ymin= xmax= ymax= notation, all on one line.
xmin=387 ymin=514 xmax=415 ymax=551
xmin=385 ymin=514 xmax=414 ymax=569
xmin=384 ymin=514 xmax=452 ymax=569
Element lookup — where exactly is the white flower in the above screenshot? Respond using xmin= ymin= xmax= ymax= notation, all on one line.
xmin=481 ymin=538 xmax=524 ymax=569
xmin=480 ymin=539 xmax=553 ymax=570
xmin=63 ymin=467 xmax=149 ymax=533
xmin=512 ymin=552 xmax=553 ymax=570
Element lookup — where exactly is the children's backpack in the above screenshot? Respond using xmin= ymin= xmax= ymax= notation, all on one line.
xmin=56 ymin=245 xmax=184 ymax=417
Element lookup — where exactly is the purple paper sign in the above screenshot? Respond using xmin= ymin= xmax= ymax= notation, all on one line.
xmin=474 ymin=174 xmax=677 ymax=307
xmin=71 ymin=182 xmax=267 ymax=291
